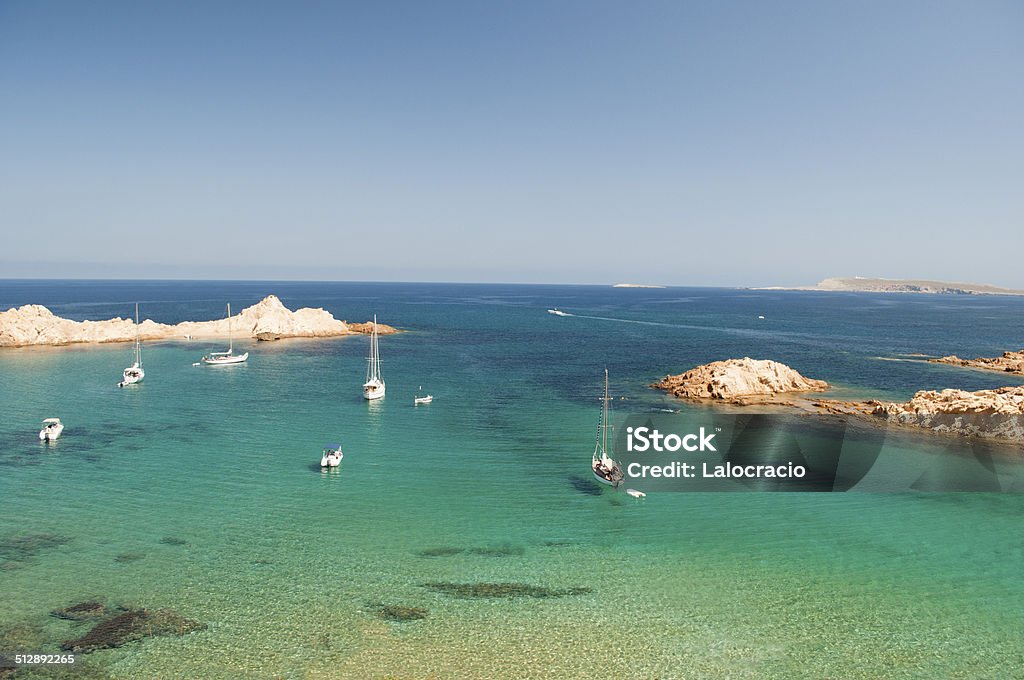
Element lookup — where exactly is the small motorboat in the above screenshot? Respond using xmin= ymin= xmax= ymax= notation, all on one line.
xmin=320 ymin=444 xmax=344 ymax=468
xmin=39 ymin=418 xmax=64 ymax=441
xmin=414 ymin=387 xmax=433 ymax=405
xmin=547 ymin=308 xmax=570 ymax=317
xmin=626 ymin=489 xmax=646 ymax=498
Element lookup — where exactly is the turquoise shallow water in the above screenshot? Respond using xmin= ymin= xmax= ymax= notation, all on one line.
xmin=1 ymin=282 xmax=1023 ymax=678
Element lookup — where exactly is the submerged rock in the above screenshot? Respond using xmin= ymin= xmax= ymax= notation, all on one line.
xmin=422 ymin=582 xmax=592 ymax=599
xmin=416 ymin=546 xmax=466 ymax=557
xmin=51 ymin=601 xmax=107 ymax=621
xmin=0 ymin=533 xmax=71 ymax=570
xmin=468 ymin=544 xmax=525 ymax=557
xmin=114 ymin=552 xmax=145 ymax=563
xmin=376 ymin=605 xmax=429 ymax=622
xmin=158 ymin=536 xmax=188 ymax=546
xmin=653 ymin=358 xmax=828 ymax=401
xmin=62 ymin=609 xmax=206 ymax=653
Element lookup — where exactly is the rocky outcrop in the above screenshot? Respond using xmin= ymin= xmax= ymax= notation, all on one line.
xmin=872 ymin=386 xmax=1024 ymax=440
xmin=653 ymin=358 xmax=828 ymax=401
xmin=346 ymin=321 xmax=399 ymax=335
xmin=0 ymin=295 xmax=399 ymax=347
xmin=930 ymin=350 xmax=1024 ymax=377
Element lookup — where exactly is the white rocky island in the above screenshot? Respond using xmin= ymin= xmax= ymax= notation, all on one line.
xmin=0 ymin=295 xmax=398 ymax=347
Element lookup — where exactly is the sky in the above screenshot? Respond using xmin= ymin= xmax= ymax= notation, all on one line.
xmin=1 ymin=1 xmax=1022 ymax=286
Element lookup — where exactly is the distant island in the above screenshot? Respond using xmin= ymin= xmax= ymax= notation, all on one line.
xmin=612 ymin=283 xmax=666 ymax=289
xmin=754 ymin=277 xmax=1024 ymax=296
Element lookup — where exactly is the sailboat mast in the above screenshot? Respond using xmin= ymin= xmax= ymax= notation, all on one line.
xmin=602 ymin=369 xmax=609 ymax=457
xmin=134 ymin=302 xmax=141 ymax=365
xmin=227 ymin=303 xmax=233 ymax=353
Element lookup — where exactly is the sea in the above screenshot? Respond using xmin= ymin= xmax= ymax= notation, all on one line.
xmin=1 ymin=280 xmax=1023 ymax=679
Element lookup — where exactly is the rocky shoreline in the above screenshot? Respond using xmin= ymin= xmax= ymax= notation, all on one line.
xmin=0 ymin=295 xmax=398 ymax=347
xmin=654 ymin=358 xmax=1024 ymax=443
xmin=930 ymin=350 xmax=1024 ymax=377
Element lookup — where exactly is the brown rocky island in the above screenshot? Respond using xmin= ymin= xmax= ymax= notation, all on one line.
xmin=0 ymin=295 xmax=398 ymax=347
xmin=654 ymin=357 xmax=1023 ymax=443
xmin=652 ymin=357 xmax=829 ymax=402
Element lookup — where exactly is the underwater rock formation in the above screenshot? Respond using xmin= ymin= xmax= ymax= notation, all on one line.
xmin=62 ymin=609 xmax=206 ymax=653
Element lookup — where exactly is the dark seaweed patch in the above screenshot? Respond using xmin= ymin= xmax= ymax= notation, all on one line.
xmin=158 ymin=536 xmax=188 ymax=546
xmin=62 ymin=609 xmax=206 ymax=653
xmin=0 ymin=533 xmax=71 ymax=569
xmin=377 ymin=605 xmax=428 ymax=622
xmin=51 ymin=602 xmax=107 ymax=621
xmin=416 ymin=546 xmax=465 ymax=557
xmin=113 ymin=552 xmax=145 ymax=563
xmin=422 ymin=582 xmax=592 ymax=599
xmin=468 ymin=544 xmax=525 ymax=557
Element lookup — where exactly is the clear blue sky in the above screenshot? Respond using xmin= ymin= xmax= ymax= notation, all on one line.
xmin=1 ymin=1 xmax=1021 ymax=286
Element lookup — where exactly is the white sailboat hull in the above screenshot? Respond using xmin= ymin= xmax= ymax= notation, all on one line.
xmin=414 ymin=395 xmax=433 ymax=405
xmin=202 ymin=351 xmax=249 ymax=365
xmin=363 ymin=380 xmax=386 ymax=400
xmin=119 ymin=364 xmax=144 ymax=387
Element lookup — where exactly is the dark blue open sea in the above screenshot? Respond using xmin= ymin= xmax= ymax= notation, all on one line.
xmin=1 ymin=281 xmax=1023 ymax=678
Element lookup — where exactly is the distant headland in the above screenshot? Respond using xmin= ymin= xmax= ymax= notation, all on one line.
xmin=0 ymin=295 xmax=398 ymax=348
xmin=754 ymin=277 xmax=1024 ymax=296
xmin=612 ymin=283 xmax=666 ymax=289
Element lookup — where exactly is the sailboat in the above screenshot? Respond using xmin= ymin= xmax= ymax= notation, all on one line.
xmin=118 ymin=303 xmax=145 ymax=387
xmin=362 ymin=315 xmax=385 ymax=400
xmin=592 ymin=369 xmax=624 ymax=488
xmin=201 ymin=303 xmax=249 ymax=365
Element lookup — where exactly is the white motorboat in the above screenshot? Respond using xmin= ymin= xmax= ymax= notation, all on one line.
xmin=201 ymin=303 xmax=249 ymax=365
xmin=39 ymin=418 xmax=64 ymax=441
xmin=592 ymin=369 xmax=624 ymax=488
xmin=547 ymin=308 xmax=570 ymax=316
xmin=626 ymin=489 xmax=646 ymax=498
xmin=414 ymin=387 xmax=433 ymax=405
xmin=320 ymin=443 xmax=344 ymax=467
xmin=118 ymin=302 xmax=145 ymax=387
xmin=362 ymin=315 xmax=385 ymax=400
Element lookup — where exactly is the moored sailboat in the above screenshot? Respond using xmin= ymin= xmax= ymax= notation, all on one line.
xmin=592 ymin=369 xmax=624 ymax=487
xmin=201 ymin=303 xmax=249 ymax=365
xmin=118 ymin=303 xmax=145 ymax=387
xmin=362 ymin=315 xmax=385 ymax=400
